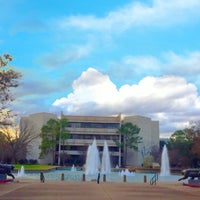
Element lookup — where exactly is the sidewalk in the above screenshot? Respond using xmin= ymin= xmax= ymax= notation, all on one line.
xmin=0 ymin=178 xmax=200 ymax=200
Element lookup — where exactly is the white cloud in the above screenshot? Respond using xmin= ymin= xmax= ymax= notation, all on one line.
xmin=162 ymin=51 xmax=200 ymax=76
xmin=52 ymin=67 xmax=200 ymax=137
xmin=109 ymin=51 xmax=200 ymax=87
xmin=57 ymin=0 xmax=200 ymax=31
xmin=109 ymin=55 xmax=161 ymax=80
xmin=53 ymin=68 xmax=119 ymax=105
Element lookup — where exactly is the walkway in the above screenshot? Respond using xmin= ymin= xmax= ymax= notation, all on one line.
xmin=0 ymin=179 xmax=200 ymax=200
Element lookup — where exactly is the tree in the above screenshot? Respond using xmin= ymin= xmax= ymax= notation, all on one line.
xmin=39 ymin=118 xmax=70 ymax=165
xmin=59 ymin=119 xmax=70 ymax=165
xmin=143 ymin=155 xmax=154 ymax=168
xmin=115 ymin=122 xmax=142 ymax=166
xmin=169 ymin=130 xmax=187 ymax=142
xmin=150 ymin=145 xmax=161 ymax=163
xmin=0 ymin=123 xmax=39 ymax=163
xmin=167 ymin=121 xmax=200 ymax=168
xmin=188 ymin=121 xmax=200 ymax=167
xmin=168 ymin=130 xmax=192 ymax=168
xmin=0 ymin=53 xmax=21 ymax=126
xmin=0 ymin=131 xmax=7 ymax=162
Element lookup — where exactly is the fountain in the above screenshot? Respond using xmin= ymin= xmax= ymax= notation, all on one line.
xmin=11 ymin=142 xmax=182 ymax=182
xmin=13 ymin=169 xmax=181 ymax=182
xmin=160 ymin=145 xmax=170 ymax=176
xmin=85 ymin=139 xmax=100 ymax=175
xmin=12 ymin=148 xmax=181 ymax=182
xmin=71 ymin=164 xmax=77 ymax=172
xmin=119 ymin=169 xmax=135 ymax=176
xmin=17 ymin=165 xmax=26 ymax=177
xmin=101 ymin=140 xmax=111 ymax=174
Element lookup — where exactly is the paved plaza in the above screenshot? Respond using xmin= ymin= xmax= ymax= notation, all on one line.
xmin=0 ymin=178 xmax=200 ymax=200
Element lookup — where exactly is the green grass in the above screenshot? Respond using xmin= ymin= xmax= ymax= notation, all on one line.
xmin=14 ymin=164 xmax=56 ymax=171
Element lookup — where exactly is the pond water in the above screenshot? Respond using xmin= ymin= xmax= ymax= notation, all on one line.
xmin=14 ymin=168 xmax=182 ymax=183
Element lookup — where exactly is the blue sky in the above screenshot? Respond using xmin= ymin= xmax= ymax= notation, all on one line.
xmin=1 ymin=0 xmax=200 ymax=138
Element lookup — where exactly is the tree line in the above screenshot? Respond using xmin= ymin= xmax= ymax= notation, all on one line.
xmin=166 ymin=121 xmax=200 ymax=168
xmin=39 ymin=119 xmax=200 ymax=168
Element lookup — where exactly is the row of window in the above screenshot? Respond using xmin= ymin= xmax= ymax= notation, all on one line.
xmin=68 ymin=122 xmax=120 ymax=129
xmin=69 ymin=134 xmax=119 ymax=141
xmin=60 ymin=145 xmax=119 ymax=152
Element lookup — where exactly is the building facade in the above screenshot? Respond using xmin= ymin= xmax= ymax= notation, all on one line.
xmin=20 ymin=112 xmax=159 ymax=167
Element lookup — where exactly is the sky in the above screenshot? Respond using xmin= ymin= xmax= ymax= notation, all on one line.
xmin=1 ymin=0 xmax=200 ymax=138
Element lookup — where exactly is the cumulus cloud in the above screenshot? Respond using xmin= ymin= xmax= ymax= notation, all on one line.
xmin=53 ymin=68 xmax=119 ymax=108
xmin=52 ymin=67 xmax=200 ymax=137
xmin=57 ymin=0 xmax=200 ymax=31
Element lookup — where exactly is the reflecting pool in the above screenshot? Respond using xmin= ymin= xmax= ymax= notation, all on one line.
xmin=14 ymin=169 xmax=182 ymax=183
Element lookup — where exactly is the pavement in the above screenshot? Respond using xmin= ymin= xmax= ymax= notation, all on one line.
xmin=0 ymin=178 xmax=200 ymax=200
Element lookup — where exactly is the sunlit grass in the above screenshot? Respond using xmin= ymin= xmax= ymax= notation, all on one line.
xmin=14 ymin=164 xmax=56 ymax=171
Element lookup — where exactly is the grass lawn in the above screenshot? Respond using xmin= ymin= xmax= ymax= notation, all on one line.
xmin=14 ymin=164 xmax=57 ymax=171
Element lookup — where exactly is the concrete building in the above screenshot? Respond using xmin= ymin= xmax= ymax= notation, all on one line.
xmin=20 ymin=112 xmax=159 ymax=167
xmin=20 ymin=112 xmax=57 ymax=164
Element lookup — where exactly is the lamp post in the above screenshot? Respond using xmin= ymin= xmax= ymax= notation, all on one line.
xmin=119 ymin=133 xmax=121 ymax=167
xmin=57 ymin=114 xmax=61 ymax=166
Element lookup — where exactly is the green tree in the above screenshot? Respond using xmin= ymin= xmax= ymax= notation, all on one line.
xmin=59 ymin=119 xmax=70 ymax=165
xmin=168 ymin=130 xmax=192 ymax=167
xmin=0 ymin=53 xmax=22 ymax=126
xmin=115 ymin=122 xmax=142 ymax=166
xmin=39 ymin=118 xmax=70 ymax=165
xmin=168 ymin=121 xmax=200 ymax=168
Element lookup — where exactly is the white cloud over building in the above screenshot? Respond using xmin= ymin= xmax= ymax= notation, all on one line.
xmin=52 ymin=67 xmax=200 ymax=138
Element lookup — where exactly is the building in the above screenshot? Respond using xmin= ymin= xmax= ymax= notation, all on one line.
xmin=20 ymin=112 xmax=159 ymax=167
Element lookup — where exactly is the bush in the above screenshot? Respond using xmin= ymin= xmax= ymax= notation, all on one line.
xmin=18 ymin=159 xmax=28 ymax=164
xmin=28 ymin=159 xmax=38 ymax=165
xmin=143 ymin=156 xmax=153 ymax=168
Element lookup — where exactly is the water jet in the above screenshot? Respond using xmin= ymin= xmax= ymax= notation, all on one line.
xmin=101 ymin=140 xmax=111 ymax=174
xmin=160 ymin=145 xmax=170 ymax=176
xmin=17 ymin=166 xmax=26 ymax=178
xmin=85 ymin=139 xmax=100 ymax=175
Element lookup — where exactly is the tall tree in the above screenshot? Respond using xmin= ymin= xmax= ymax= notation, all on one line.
xmin=188 ymin=121 xmax=200 ymax=167
xmin=169 ymin=130 xmax=188 ymax=142
xmin=115 ymin=122 xmax=142 ymax=166
xmin=0 ymin=53 xmax=21 ymax=126
xmin=168 ymin=130 xmax=192 ymax=167
xmin=39 ymin=118 xmax=70 ymax=165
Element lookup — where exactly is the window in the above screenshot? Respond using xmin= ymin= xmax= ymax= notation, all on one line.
xmin=68 ymin=122 xmax=120 ymax=129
